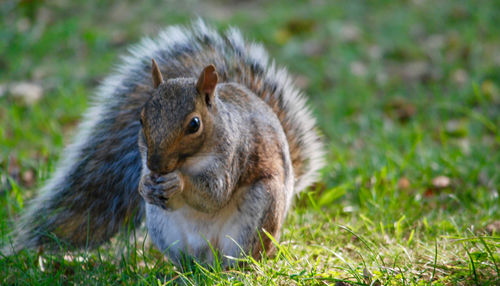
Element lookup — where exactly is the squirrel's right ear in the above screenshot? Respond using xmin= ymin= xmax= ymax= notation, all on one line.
xmin=151 ymin=59 xmax=164 ymax=88
xmin=196 ymin=65 xmax=218 ymax=107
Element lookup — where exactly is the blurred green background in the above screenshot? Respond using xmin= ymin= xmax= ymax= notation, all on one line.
xmin=1 ymin=0 xmax=499 ymax=284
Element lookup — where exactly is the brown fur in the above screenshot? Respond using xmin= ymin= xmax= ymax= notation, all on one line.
xmin=7 ymin=22 xmax=323 ymax=265
xmin=138 ymin=68 xmax=293 ymax=265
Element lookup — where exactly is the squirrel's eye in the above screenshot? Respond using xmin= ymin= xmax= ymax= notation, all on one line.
xmin=187 ymin=117 xmax=200 ymax=134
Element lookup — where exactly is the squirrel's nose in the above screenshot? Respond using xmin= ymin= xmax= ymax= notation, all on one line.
xmin=147 ymin=154 xmax=178 ymax=174
xmin=147 ymin=154 xmax=162 ymax=173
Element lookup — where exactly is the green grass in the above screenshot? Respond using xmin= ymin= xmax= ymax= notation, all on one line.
xmin=1 ymin=0 xmax=499 ymax=284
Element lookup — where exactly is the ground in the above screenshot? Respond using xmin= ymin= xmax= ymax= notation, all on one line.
xmin=0 ymin=0 xmax=499 ymax=285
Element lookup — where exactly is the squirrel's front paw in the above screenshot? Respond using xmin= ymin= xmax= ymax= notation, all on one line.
xmin=139 ymin=171 xmax=184 ymax=210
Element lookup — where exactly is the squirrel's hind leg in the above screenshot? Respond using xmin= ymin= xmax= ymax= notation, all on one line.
xmin=216 ymin=177 xmax=292 ymax=267
xmin=242 ymin=179 xmax=291 ymax=261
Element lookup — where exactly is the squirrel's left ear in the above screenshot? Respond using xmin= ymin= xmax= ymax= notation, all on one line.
xmin=151 ymin=59 xmax=164 ymax=88
xmin=196 ymin=65 xmax=218 ymax=107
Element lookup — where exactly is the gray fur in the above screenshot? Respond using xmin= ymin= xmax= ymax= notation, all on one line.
xmin=4 ymin=20 xmax=323 ymax=254
xmin=139 ymin=80 xmax=295 ymax=266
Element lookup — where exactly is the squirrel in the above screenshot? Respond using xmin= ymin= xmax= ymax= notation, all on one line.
xmin=4 ymin=20 xmax=324 ymax=267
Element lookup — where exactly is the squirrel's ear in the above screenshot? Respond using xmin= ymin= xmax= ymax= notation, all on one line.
xmin=196 ymin=64 xmax=218 ymax=107
xmin=151 ymin=59 xmax=164 ymax=88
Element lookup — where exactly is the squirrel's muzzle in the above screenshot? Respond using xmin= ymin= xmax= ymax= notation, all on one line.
xmin=147 ymin=153 xmax=179 ymax=174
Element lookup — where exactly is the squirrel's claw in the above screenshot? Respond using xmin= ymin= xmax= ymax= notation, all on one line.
xmin=139 ymin=171 xmax=183 ymax=209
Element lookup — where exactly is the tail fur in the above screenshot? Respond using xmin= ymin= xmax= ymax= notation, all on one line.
xmin=5 ymin=20 xmax=324 ymax=253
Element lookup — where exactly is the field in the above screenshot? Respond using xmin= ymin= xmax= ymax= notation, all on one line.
xmin=1 ymin=0 xmax=499 ymax=284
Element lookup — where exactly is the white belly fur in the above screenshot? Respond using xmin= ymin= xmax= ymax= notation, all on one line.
xmin=145 ymin=186 xmax=249 ymax=265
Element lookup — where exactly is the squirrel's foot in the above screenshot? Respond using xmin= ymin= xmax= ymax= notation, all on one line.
xmin=139 ymin=171 xmax=184 ymax=210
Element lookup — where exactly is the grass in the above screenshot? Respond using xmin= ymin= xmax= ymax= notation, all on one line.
xmin=1 ymin=0 xmax=499 ymax=284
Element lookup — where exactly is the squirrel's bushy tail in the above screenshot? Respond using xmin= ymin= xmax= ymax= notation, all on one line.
xmin=219 ymin=26 xmax=326 ymax=192
xmin=5 ymin=76 xmax=148 ymax=253
xmin=5 ymin=20 xmax=324 ymax=253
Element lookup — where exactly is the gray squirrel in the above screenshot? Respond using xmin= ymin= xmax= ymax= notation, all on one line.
xmin=5 ymin=20 xmax=324 ymax=267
